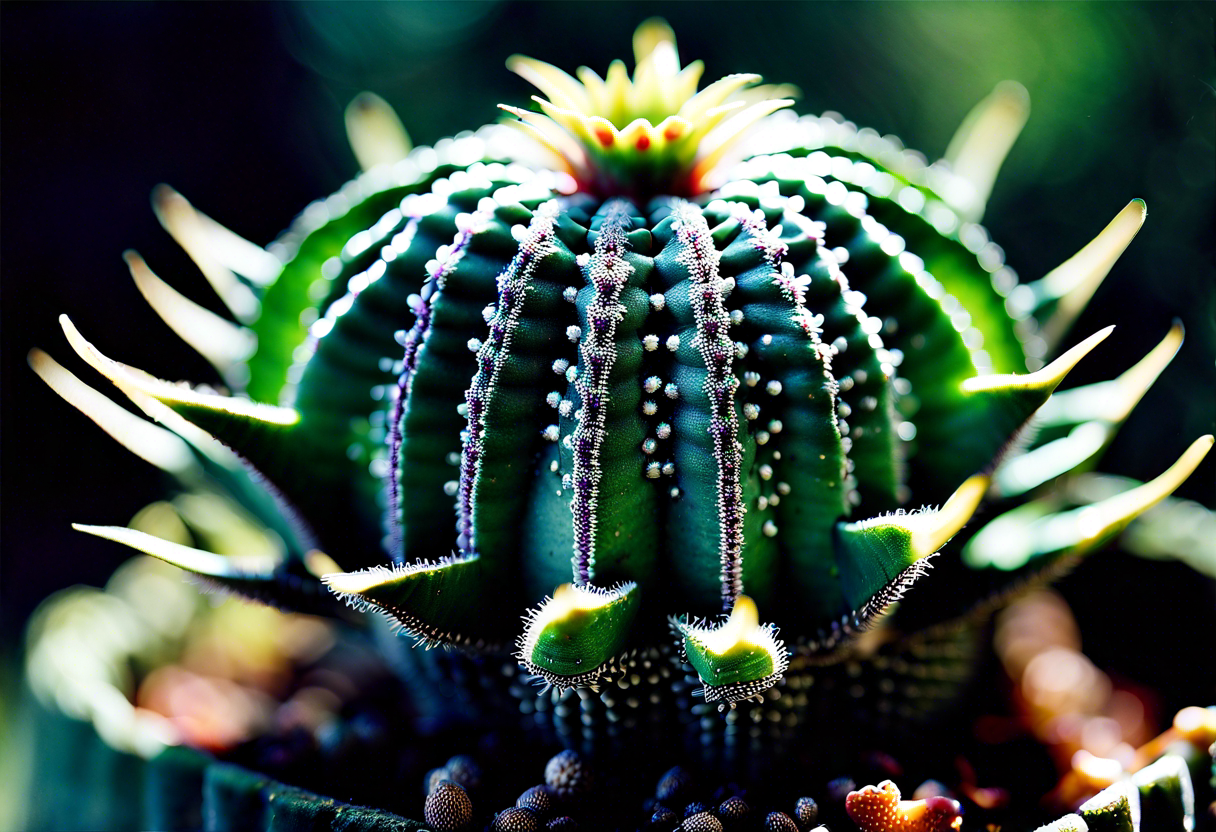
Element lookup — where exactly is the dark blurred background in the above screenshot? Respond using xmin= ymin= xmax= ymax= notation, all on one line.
xmin=2 ymin=2 xmax=1213 ymax=704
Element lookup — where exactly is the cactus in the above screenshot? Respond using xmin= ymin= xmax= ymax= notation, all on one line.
xmin=31 ymin=19 xmax=1211 ymax=735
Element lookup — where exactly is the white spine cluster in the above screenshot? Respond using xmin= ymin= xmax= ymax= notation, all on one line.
xmin=570 ymin=201 xmax=634 ymax=583
xmin=457 ymin=200 xmax=561 ymax=552
xmin=672 ymin=203 xmax=747 ymax=611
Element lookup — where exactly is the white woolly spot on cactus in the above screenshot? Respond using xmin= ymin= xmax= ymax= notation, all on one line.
xmin=670 ymin=487 xmax=681 ymax=498
xmin=729 ymin=309 xmax=744 ymax=325
xmin=566 ymin=325 xmax=582 ymax=343
xmin=765 ymin=380 xmax=783 ymax=396
xmin=443 ymin=480 xmax=459 ymax=496
xmin=743 ymin=371 xmax=760 ymax=388
xmin=664 ymin=382 xmax=679 ymax=399
xmin=549 ymin=459 xmax=560 ymax=473
xmin=842 ymin=289 xmax=868 ymax=311
xmin=646 ymin=461 xmax=661 ymax=479
xmin=767 ymin=493 xmax=780 ymax=507
xmin=743 ymin=403 xmax=760 ymax=421
xmin=656 ymin=422 xmax=672 ymax=439
xmin=563 ymin=286 xmax=579 ymax=303
xmin=898 ymin=422 xmax=917 ymax=442
xmin=552 ymin=358 xmax=569 ymax=374
xmin=734 ymin=342 xmax=749 ymax=359
xmin=666 ymin=334 xmax=681 ymax=351
xmin=773 ymin=263 xmax=812 ymax=306
xmin=761 ymin=334 xmax=773 ymax=346
xmin=467 ymin=338 xmax=483 ymax=352
xmin=542 ymin=424 xmax=561 ymax=442
xmin=796 ymin=309 xmax=825 ymax=335
xmin=642 ymin=400 xmax=658 ymax=416
xmin=569 ymin=202 xmax=636 ymax=584
xmin=546 ymin=391 xmax=561 ymax=408
xmin=649 ymin=293 xmax=666 ymax=311
xmin=757 ymin=495 xmax=768 ymax=510
xmin=670 ymin=202 xmax=748 ymax=611
xmin=759 ymin=464 xmax=773 ymax=481
xmin=642 ymin=438 xmax=657 ymax=454
xmin=643 ymin=334 xmax=660 ymax=351
xmin=457 ymin=200 xmax=562 ymax=554
xmin=643 ymin=376 xmax=662 ymax=393
xmin=768 ymin=420 xmax=783 ymax=434
xmin=756 ymin=431 xmax=770 ymax=445
xmin=832 ymin=246 xmax=850 ymax=264
xmin=457 ymin=402 xmax=469 ymax=417
xmin=558 ymin=399 xmax=574 ymax=418
xmin=662 ymin=462 xmax=675 ymax=476
xmin=762 ymin=520 xmax=778 ymax=537
xmin=565 ymin=365 xmax=578 ymax=383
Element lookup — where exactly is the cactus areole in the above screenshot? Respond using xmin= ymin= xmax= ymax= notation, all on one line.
xmin=38 ymin=19 xmax=1210 ymax=729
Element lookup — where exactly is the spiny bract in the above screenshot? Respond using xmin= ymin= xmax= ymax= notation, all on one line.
xmin=34 ymin=20 xmax=1210 ymax=723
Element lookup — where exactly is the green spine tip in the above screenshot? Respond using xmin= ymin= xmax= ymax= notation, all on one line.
xmin=962 ymin=326 xmax=1113 ymax=397
xmin=322 ymin=556 xmax=498 ymax=650
xmin=996 ymin=323 xmax=1184 ymax=497
xmin=27 ymin=349 xmax=198 ymax=477
xmin=73 ymin=523 xmax=278 ymax=578
xmin=1032 ymin=199 xmax=1147 ymax=350
xmin=1131 ymin=755 xmax=1195 ymax=832
xmin=59 ymin=314 xmax=299 ymax=428
xmin=835 ymin=475 xmax=988 ymax=614
xmin=966 ymin=435 xmax=1213 ymax=570
xmin=1037 ymin=322 xmax=1184 ymax=430
xmin=934 ymin=327 xmax=1112 ymax=483
xmin=1079 ymin=780 xmax=1140 ymax=832
xmin=941 ymin=80 xmax=1031 ymax=221
xmin=66 ymin=524 xmax=329 ymax=612
xmin=516 ymin=582 xmax=641 ymax=691
xmin=150 ymin=185 xmax=261 ymax=323
xmin=125 ymin=250 xmax=256 ymax=382
xmin=672 ymin=596 xmax=788 ymax=710
xmin=344 ymin=92 xmax=412 ymax=173
xmin=1066 ymin=435 xmax=1212 ymax=553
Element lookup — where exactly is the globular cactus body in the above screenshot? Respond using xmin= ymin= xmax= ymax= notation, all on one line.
xmin=34 ymin=20 xmax=1211 ymax=730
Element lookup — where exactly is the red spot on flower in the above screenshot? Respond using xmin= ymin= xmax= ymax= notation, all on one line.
xmin=664 ymin=123 xmax=684 ymax=141
xmin=595 ymin=127 xmax=615 ymax=147
xmin=635 ymin=133 xmax=651 ymax=151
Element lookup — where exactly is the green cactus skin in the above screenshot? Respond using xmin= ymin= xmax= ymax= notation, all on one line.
xmin=36 ymin=20 xmax=1212 ymax=733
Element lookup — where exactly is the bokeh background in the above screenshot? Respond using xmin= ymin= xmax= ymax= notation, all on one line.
xmin=3 ymin=0 xmax=1213 ymax=777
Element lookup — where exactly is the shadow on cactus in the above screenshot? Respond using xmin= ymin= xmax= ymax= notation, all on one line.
xmin=31 ymin=18 xmax=1211 ymax=764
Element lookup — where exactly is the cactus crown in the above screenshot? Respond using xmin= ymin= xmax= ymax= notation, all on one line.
xmin=32 ymin=20 xmax=1210 ymax=722
xmin=503 ymin=18 xmax=793 ymax=198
